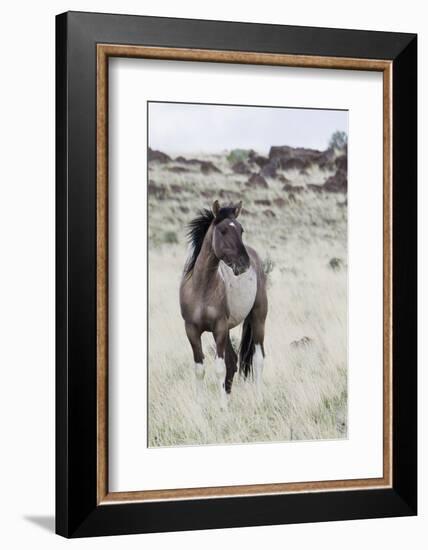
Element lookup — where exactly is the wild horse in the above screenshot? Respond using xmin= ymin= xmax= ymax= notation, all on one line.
xmin=180 ymin=200 xmax=268 ymax=408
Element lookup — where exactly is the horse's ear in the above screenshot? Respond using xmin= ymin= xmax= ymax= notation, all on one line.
xmin=212 ymin=200 xmax=220 ymax=218
xmin=234 ymin=201 xmax=242 ymax=218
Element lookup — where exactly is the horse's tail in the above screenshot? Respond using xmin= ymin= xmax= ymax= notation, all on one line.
xmin=239 ymin=315 xmax=255 ymax=378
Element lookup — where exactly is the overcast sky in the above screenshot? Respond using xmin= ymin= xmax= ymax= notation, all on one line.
xmin=148 ymin=102 xmax=348 ymax=155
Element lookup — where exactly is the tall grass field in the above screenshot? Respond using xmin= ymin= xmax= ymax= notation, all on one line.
xmin=147 ymin=149 xmax=347 ymax=447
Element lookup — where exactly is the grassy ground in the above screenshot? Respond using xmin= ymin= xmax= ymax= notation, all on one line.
xmin=147 ymin=152 xmax=347 ymax=447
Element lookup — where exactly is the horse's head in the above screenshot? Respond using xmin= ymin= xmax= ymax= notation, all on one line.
xmin=211 ymin=200 xmax=250 ymax=276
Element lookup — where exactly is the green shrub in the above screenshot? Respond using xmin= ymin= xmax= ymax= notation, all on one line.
xmin=164 ymin=230 xmax=178 ymax=244
xmin=262 ymin=256 xmax=275 ymax=275
xmin=227 ymin=149 xmax=250 ymax=165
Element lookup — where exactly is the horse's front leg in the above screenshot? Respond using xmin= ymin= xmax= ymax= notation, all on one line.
xmin=225 ymin=335 xmax=238 ymax=394
xmin=213 ymin=321 xmax=228 ymax=410
xmin=185 ymin=322 xmax=205 ymax=401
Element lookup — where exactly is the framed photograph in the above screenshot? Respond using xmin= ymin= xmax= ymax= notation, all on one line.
xmin=56 ymin=11 xmax=417 ymax=538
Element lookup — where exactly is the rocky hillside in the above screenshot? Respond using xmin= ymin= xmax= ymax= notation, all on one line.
xmin=147 ymin=143 xmax=347 ymax=255
xmin=149 ymin=142 xmax=347 ymax=197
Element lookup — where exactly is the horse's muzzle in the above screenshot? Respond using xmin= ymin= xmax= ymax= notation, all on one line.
xmin=232 ymin=253 xmax=250 ymax=276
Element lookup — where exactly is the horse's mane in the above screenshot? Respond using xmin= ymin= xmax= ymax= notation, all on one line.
xmin=184 ymin=205 xmax=237 ymax=277
xmin=184 ymin=209 xmax=214 ymax=277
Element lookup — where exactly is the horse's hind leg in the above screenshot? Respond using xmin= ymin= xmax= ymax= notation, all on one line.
xmin=185 ymin=322 xmax=205 ymax=400
xmin=240 ymin=288 xmax=267 ymax=398
xmin=225 ymin=336 xmax=238 ymax=394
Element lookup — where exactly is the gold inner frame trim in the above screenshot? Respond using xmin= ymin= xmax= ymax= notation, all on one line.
xmin=96 ymin=44 xmax=393 ymax=505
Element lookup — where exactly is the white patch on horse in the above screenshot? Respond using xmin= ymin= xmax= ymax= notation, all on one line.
xmin=193 ymin=304 xmax=203 ymax=322
xmin=214 ymin=356 xmax=227 ymax=409
xmin=229 ymin=222 xmax=236 ymax=228
xmin=194 ymin=362 xmax=205 ymax=400
xmin=219 ymin=262 xmax=257 ymax=328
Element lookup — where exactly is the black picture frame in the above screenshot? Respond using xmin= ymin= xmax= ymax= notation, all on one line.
xmin=56 ymin=11 xmax=417 ymax=538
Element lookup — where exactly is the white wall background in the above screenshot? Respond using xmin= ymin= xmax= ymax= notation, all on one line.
xmin=0 ymin=0 xmax=424 ymax=547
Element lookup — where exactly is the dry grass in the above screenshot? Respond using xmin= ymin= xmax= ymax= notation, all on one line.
xmin=148 ymin=152 xmax=347 ymax=447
